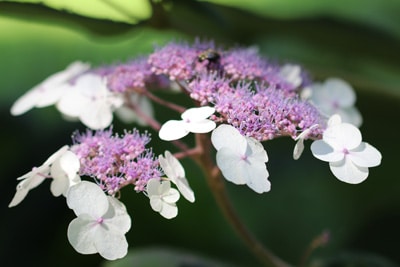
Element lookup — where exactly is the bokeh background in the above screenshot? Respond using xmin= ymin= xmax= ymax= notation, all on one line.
xmin=1 ymin=1 xmax=399 ymax=266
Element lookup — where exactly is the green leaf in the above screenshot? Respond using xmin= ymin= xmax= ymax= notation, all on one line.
xmin=2 ymin=0 xmax=152 ymax=24
xmin=200 ymin=0 xmax=400 ymax=39
xmin=102 ymin=247 xmax=239 ymax=267
xmin=0 ymin=15 xmax=188 ymax=106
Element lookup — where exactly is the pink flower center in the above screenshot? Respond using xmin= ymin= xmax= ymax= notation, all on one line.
xmin=96 ymin=217 xmax=104 ymax=224
xmin=342 ymin=148 xmax=349 ymax=155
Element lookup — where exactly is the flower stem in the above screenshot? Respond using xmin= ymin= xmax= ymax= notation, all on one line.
xmin=193 ymin=133 xmax=292 ymax=267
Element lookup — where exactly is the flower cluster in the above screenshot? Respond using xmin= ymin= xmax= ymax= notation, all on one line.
xmin=9 ymin=39 xmax=382 ymax=261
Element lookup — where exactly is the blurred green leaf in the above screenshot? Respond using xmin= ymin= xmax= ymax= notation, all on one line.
xmin=200 ymin=0 xmax=400 ymax=39
xmin=102 ymin=247 xmax=239 ymax=267
xmin=2 ymin=0 xmax=152 ymax=24
xmin=0 ymin=15 xmax=188 ymax=106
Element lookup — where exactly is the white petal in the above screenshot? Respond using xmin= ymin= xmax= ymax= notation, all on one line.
xmin=162 ymin=187 xmax=180 ymax=203
xmin=43 ymin=145 xmax=69 ymax=166
xmin=246 ymin=137 xmax=268 ymax=162
xmin=159 ymin=202 xmax=178 ymax=219
xmin=67 ymin=181 xmax=109 ymax=218
xmin=324 ymin=78 xmax=356 ymax=107
xmin=56 ymin=88 xmax=87 ymax=117
xmin=146 ymin=178 xmax=161 ymax=197
xmin=280 ymin=64 xmax=302 ymax=88
xmin=329 ymin=157 xmax=369 ymax=184
xmin=337 ymin=107 xmax=363 ymax=127
xmin=311 ymin=140 xmax=344 ymax=162
xmin=35 ymin=84 xmax=69 ymax=108
xmin=211 ymin=124 xmax=247 ymax=153
xmin=159 ymin=151 xmax=185 ymax=180
xmin=185 ymin=120 xmax=216 ymax=133
xmin=348 ymin=142 xmax=382 ymax=168
xmin=150 ymin=196 xmax=163 ymax=212
xmin=10 ymin=89 xmax=40 ymax=116
xmin=293 ymin=139 xmax=305 ymax=160
xmin=67 ymin=215 xmax=98 ymax=255
xmin=58 ymin=151 xmax=80 ymax=179
xmin=104 ymin=196 xmax=131 ymax=234
xmin=327 ymin=114 xmax=342 ymax=127
xmin=181 ymin=106 xmax=215 ymax=122
xmin=159 ymin=120 xmax=188 ymax=141
xmin=216 ymin=147 xmax=247 ymax=185
xmin=175 ymin=179 xmax=195 ymax=203
xmin=80 ymin=102 xmax=114 ymax=130
xmin=93 ymin=227 xmax=128 ymax=260
xmin=158 ymin=151 xmax=195 ymax=203
xmin=10 ymin=61 xmax=89 ymax=115
xmin=323 ymin=123 xmax=362 ymax=150
xmin=50 ymin=176 xmax=69 ymax=197
xmin=9 ymin=173 xmax=47 ymax=207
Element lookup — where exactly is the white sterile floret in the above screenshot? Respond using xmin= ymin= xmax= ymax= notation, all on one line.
xmin=158 ymin=106 xmax=216 ymax=141
xmin=66 ymin=181 xmax=131 ymax=260
xmin=9 ymin=146 xmax=81 ymax=207
xmin=211 ymin=124 xmax=271 ymax=193
xmin=11 ymin=61 xmax=90 ymax=116
xmin=311 ymin=115 xmax=382 ymax=184
xmin=158 ymin=151 xmax=195 ymax=203
xmin=56 ymin=73 xmax=124 ymax=130
xmin=309 ymin=78 xmax=362 ymax=127
xmin=115 ymin=94 xmax=154 ymax=126
xmin=146 ymin=178 xmax=180 ymax=219
xmin=279 ymin=64 xmax=302 ymax=89
xmin=293 ymin=124 xmax=319 ymax=160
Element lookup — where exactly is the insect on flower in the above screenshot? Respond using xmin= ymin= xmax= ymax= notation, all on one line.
xmin=197 ymin=48 xmax=221 ymax=63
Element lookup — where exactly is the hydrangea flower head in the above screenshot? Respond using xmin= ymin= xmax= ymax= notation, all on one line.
xmin=71 ymin=128 xmax=161 ymax=194
xmin=67 ymin=181 xmax=131 ymax=260
xmin=9 ymin=146 xmax=80 ymax=207
xmin=311 ymin=115 xmax=381 ymax=183
xmin=159 ymin=106 xmax=216 ymax=141
xmin=211 ymin=124 xmax=271 ymax=193
xmin=10 ymin=61 xmax=90 ymax=116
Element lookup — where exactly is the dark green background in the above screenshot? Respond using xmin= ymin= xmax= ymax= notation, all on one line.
xmin=1 ymin=1 xmax=399 ymax=266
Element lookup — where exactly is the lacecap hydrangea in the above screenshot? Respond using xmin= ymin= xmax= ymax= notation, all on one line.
xmin=9 ymin=39 xmax=381 ymax=261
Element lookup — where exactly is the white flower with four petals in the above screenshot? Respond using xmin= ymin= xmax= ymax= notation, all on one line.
xmin=9 ymin=146 xmax=81 ymax=207
xmin=211 ymin=124 xmax=271 ymax=193
xmin=66 ymin=181 xmax=131 ymax=260
xmin=11 ymin=61 xmax=90 ymax=116
xmin=146 ymin=178 xmax=180 ymax=219
xmin=56 ymin=73 xmax=124 ymax=130
xmin=158 ymin=106 xmax=216 ymax=141
xmin=311 ymin=115 xmax=381 ymax=184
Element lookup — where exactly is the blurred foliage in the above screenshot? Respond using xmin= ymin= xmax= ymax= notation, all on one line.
xmin=0 ymin=1 xmax=399 ymax=267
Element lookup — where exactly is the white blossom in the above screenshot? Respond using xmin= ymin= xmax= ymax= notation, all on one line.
xmin=158 ymin=151 xmax=195 ymax=203
xmin=11 ymin=61 xmax=90 ymax=116
xmin=309 ymin=78 xmax=362 ymax=127
xmin=66 ymin=181 xmax=131 ymax=260
xmin=211 ymin=124 xmax=270 ymax=193
xmin=115 ymin=94 xmax=154 ymax=126
xmin=9 ymin=146 xmax=81 ymax=207
xmin=311 ymin=115 xmax=381 ymax=184
xmin=158 ymin=106 xmax=216 ymax=141
xmin=56 ymin=73 xmax=124 ymax=130
xmin=293 ymin=124 xmax=319 ymax=160
xmin=146 ymin=178 xmax=180 ymax=219
xmin=279 ymin=64 xmax=302 ymax=89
